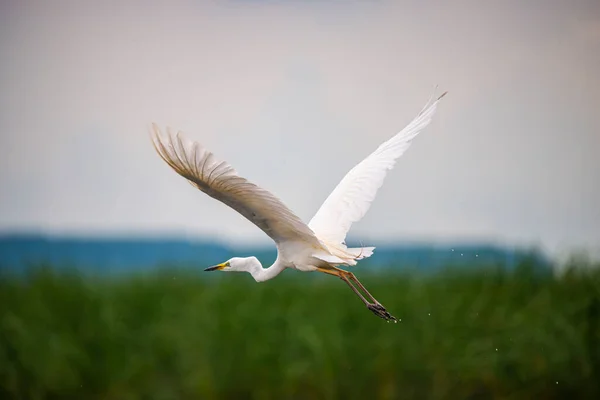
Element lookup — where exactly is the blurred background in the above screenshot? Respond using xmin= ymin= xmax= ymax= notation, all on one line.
xmin=1 ymin=0 xmax=599 ymax=398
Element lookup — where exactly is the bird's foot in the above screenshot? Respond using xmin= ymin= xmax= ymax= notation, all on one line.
xmin=367 ymin=302 xmax=398 ymax=323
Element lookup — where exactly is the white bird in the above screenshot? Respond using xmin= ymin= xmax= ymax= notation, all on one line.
xmin=150 ymin=89 xmax=447 ymax=322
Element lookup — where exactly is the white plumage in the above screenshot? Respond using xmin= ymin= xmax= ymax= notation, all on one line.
xmin=151 ymin=89 xmax=447 ymax=322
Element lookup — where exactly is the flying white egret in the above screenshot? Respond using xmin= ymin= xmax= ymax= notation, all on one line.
xmin=150 ymin=89 xmax=447 ymax=322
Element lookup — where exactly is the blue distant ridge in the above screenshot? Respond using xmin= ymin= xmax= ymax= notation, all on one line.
xmin=0 ymin=233 xmax=552 ymax=275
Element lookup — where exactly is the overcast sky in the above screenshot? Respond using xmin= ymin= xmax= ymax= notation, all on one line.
xmin=1 ymin=0 xmax=599 ymax=259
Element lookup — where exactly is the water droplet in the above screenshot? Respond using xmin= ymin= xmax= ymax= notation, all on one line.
xmin=495 ymin=348 xmax=498 ymax=351
xmin=475 ymin=254 xmax=479 ymax=257
xmin=394 ymin=320 xmax=397 ymax=323
xmin=428 ymin=313 xmax=431 ymax=316
xmin=451 ymin=248 xmax=454 ymax=252
xmin=460 ymin=253 xmax=463 ymax=256
xmin=556 ymin=381 xmax=558 ymax=384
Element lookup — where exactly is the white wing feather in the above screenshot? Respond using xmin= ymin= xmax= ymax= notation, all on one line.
xmin=308 ymin=90 xmax=447 ymax=246
xmin=150 ymin=124 xmax=324 ymax=248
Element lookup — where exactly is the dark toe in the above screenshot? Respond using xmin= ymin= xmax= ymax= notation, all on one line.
xmin=367 ymin=303 xmax=398 ymax=322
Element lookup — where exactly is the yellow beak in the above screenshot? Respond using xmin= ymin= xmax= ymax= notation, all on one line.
xmin=204 ymin=262 xmax=228 ymax=271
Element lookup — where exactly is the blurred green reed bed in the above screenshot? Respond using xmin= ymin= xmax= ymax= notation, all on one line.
xmin=1 ymin=261 xmax=599 ymax=399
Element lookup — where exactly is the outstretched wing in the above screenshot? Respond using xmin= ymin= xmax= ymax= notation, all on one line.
xmin=151 ymin=124 xmax=323 ymax=247
xmin=308 ymin=90 xmax=447 ymax=246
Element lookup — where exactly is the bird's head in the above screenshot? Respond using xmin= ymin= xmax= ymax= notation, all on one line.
xmin=204 ymin=256 xmax=259 ymax=273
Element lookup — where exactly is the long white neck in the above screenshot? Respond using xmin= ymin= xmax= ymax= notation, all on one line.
xmin=244 ymin=256 xmax=286 ymax=283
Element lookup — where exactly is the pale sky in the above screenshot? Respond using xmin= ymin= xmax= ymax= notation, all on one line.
xmin=1 ymin=0 xmax=599 ymax=260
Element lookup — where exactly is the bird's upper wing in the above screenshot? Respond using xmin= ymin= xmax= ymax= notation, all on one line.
xmin=308 ymin=90 xmax=447 ymax=245
xmin=151 ymin=124 xmax=323 ymax=247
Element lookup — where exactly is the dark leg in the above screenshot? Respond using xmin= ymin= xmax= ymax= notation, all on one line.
xmin=317 ymin=267 xmax=398 ymax=322
xmin=315 ymin=266 xmax=369 ymax=302
xmin=346 ymin=272 xmax=378 ymax=303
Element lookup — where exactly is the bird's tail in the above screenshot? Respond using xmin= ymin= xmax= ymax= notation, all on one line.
xmin=319 ymin=238 xmax=376 ymax=265
xmin=345 ymin=246 xmax=375 ymax=260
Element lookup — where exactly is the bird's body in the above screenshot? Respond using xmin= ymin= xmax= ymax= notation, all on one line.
xmin=151 ymin=89 xmax=447 ymax=321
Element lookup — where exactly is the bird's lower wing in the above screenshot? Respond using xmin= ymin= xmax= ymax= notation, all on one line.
xmin=308 ymin=89 xmax=447 ymax=246
xmin=151 ymin=124 xmax=323 ymax=247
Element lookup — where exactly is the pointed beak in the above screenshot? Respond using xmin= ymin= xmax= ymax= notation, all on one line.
xmin=204 ymin=262 xmax=228 ymax=272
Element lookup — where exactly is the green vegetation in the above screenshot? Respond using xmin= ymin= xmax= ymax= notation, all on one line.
xmin=1 ymin=261 xmax=599 ymax=399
